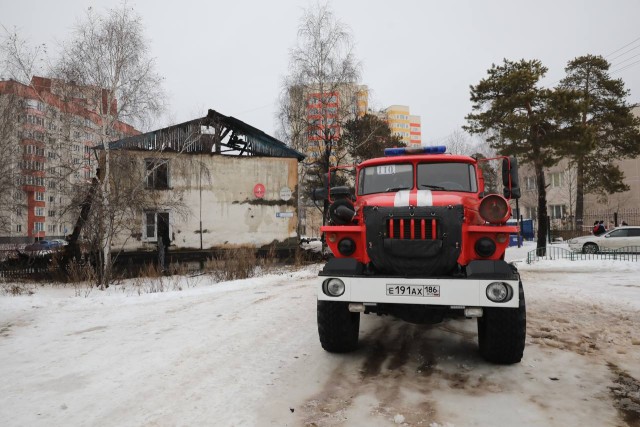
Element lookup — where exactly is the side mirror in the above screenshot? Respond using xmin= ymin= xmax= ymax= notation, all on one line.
xmin=311 ymin=187 xmax=328 ymax=201
xmin=502 ymin=156 xmax=521 ymax=199
xmin=330 ymin=186 xmax=354 ymax=201
xmin=323 ymin=171 xmax=333 ymax=187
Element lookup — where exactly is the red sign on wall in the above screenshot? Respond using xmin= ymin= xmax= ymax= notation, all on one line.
xmin=253 ymin=183 xmax=265 ymax=198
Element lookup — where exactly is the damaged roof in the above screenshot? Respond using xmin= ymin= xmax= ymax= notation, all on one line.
xmin=99 ymin=109 xmax=305 ymax=161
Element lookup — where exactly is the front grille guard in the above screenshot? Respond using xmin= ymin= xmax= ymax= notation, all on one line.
xmin=364 ymin=205 xmax=464 ymax=276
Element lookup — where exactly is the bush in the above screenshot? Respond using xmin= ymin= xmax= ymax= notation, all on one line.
xmin=208 ymin=248 xmax=258 ymax=282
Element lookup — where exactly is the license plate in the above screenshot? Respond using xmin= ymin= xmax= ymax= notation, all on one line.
xmin=386 ymin=284 xmax=440 ymax=297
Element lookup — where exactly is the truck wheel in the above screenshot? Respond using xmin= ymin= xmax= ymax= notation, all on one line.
xmin=317 ymin=300 xmax=360 ymax=353
xmin=477 ymin=282 xmax=526 ymax=364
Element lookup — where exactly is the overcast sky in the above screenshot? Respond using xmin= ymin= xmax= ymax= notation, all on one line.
xmin=3 ymin=0 xmax=640 ymax=143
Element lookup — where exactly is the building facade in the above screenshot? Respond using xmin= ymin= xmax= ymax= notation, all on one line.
xmin=583 ymin=106 xmax=640 ymax=214
xmin=303 ymin=84 xmax=368 ymax=162
xmin=378 ymin=105 xmax=422 ymax=146
xmin=103 ymin=110 xmax=305 ymax=252
xmin=0 ymin=77 xmax=138 ymax=243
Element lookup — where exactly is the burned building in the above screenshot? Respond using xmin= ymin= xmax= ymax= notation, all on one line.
xmin=90 ymin=109 xmax=305 ymax=255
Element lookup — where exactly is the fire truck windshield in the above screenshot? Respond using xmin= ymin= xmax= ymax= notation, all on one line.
xmin=358 ymin=163 xmax=413 ymax=195
xmin=417 ymin=162 xmax=478 ymax=192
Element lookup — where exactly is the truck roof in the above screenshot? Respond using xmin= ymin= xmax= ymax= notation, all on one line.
xmin=358 ymin=153 xmax=477 ymax=168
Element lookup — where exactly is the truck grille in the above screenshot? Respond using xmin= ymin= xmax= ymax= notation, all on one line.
xmin=387 ymin=218 xmax=437 ymax=240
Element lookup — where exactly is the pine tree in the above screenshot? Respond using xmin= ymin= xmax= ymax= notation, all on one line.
xmin=465 ymin=59 xmax=571 ymax=251
xmin=341 ymin=114 xmax=403 ymax=163
xmin=557 ymin=55 xmax=640 ymax=229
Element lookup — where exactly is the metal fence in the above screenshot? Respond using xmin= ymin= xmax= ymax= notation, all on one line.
xmin=526 ymin=246 xmax=640 ymax=264
xmin=543 ymin=208 xmax=640 ymax=242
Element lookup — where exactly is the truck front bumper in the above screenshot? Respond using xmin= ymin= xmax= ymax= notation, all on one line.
xmin=317 ymin=275 xmax=520 ymax=308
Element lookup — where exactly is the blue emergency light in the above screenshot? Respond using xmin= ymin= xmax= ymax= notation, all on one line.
xmin=384 ymin=145 xmax=447 ymax=156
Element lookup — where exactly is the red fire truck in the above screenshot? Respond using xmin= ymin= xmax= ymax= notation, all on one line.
xmin=314 ymin=146 xmax=525 ymax=364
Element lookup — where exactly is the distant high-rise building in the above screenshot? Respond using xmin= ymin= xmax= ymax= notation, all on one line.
xmin=379 ymin=105 xmax=421 ymax=146
xmin=0 ymin=77 xmax=138 ymax=243
xmin=302 ymin=84 xmax=368 ymax=162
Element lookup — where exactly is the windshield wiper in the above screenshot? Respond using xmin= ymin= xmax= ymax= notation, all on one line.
xmin=420 ymin=184 xmax=446 ymax=190
xmin=383 ymin=186 xmax=410 ymax=192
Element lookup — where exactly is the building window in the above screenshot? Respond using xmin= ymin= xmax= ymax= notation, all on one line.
xmin=35 ymin=192 xmax=45 ymax=201
xmin=35 ymin=207 xmax=45 ymax=216
xmin=48 ymin=224 xmax=56 ymax=233
xmin=549 ymin=172 xmax=563 ymax=188
xmin=526 ymin=206 xmax=537 ymax=219
xmin=16 ymin=224 xmax=22 ymax=232
xmin=549 ymin=204 xmax=566 ymax=219
xmin=524 ymin=176 xmax=536 ymax=190
xmin=145 ymin=211 xmax=156 ymax=239
xmin=34 ymin=222 xmax=44 ymax=232
xmin=145 ymin=159 xmax=169 ymax=189
xmin=48 ymin=210 xmax=56 ymax=217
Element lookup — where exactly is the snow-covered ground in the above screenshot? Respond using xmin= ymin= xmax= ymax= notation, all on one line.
xmin=1 ymin=242 xmax=639 ymax=426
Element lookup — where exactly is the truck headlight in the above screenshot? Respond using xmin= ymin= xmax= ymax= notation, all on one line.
xmin=479 ymin=194 xmax=510 ymax=224
xmin=475 ymin=237 xmax=496 ymax=257
xmin=486 ymin=282 xmax=513 ymax=302
xmin=338 ymin=238 xmax=356 ymax=256
xmin=323 ymin=278 xmax=345 ymax=297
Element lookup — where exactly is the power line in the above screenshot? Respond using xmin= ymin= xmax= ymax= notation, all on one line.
xmin=605 ymin=35 xmax=640 ymax=58
xmin=610 ymin=52 xmax=640 ymax=69
xmin=235 ymin=102 xmax=274 ymax=115
xmin=608 ymin=43 xmax=640 ymax=62
xmin=610 ymin=58 xmax=640 ymax=75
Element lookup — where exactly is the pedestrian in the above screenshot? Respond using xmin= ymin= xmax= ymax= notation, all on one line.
xmin=592 ymin=221 xmax=600 ymax=235
xmin=621 ymin=220 xmax=629 ymax=226
xmin=598 ymin=220 xmax=606 ymax=235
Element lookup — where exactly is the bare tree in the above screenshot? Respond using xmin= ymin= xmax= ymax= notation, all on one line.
xmin=53 ymin=5 xmax=165 ymax=287
xmin=0 ymin=92 xmax=23 ymax=234
xmin=278 ymin=2 xmax=361 ymax=228
xmin=445 ymin=129 xmax=475 ymax=155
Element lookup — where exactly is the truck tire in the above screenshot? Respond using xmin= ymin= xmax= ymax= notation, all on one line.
xmin=317 ymin=300 xmax=360 ymax=353
xmin=477 ymin=282 xmax=526 ymax=364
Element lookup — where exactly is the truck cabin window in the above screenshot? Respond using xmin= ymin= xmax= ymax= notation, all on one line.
xmin=358 ymin=164 xmax=414 ymax=195
xmin=417 ymin=162 xmax=477 ymax=192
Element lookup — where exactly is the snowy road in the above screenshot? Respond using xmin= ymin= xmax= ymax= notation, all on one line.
xmin=1 ymin=245 xmax=639 ymax=426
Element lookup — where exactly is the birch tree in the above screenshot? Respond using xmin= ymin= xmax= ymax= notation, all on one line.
xmin=278 ymin=2 xmax=361 ymax=225
xmin=0 ymin=93 xmax=23 ymax=234
xmin=55 ymin=5 xmax=165 ymax=287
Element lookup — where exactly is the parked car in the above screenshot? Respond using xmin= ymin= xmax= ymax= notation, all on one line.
xmin=21 ymin=240 xmax=66 ymax=257
xmin=568 ymin=226 xmax=640 ymax=253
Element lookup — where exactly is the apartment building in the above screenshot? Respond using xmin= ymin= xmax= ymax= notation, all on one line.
xmin=379 ymin=105 xmax=422 ymax=146
xmin=303 ymin=84 xmax=368 ymax=162
xmin=0 ymin=77 xmax=138 ymax=243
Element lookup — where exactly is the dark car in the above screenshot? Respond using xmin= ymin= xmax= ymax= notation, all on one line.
xmin=22 ymin=240 xmax=66 ymax=257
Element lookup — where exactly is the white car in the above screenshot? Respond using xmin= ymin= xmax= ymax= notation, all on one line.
xmin=568 ymin=226 xmax=640 ymax=253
